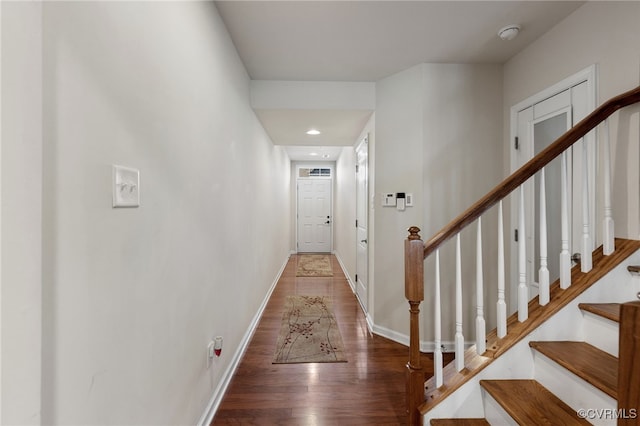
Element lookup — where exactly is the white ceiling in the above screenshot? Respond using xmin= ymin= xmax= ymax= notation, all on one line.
xmin=215 ymin=1 xmax=585 ymax=161
xmin=254 ymin=108 xmax=374 ymax=143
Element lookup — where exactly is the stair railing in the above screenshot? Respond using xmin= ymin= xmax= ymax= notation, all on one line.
xmin=405 ymin=86 xmax=640 ymax=425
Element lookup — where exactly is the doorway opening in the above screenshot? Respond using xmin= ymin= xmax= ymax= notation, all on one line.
xmin=296 ymin=166 xmax=333 ymax=253
xmin=509 ymin=65 xmax=596 ymax=310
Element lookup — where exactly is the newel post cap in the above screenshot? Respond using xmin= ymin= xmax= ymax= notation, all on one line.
xmin=407 ymin=226 xmax=421 ymax=240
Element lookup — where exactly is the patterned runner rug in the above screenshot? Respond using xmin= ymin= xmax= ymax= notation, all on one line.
xmin=273 ymin=296 xmax=347 ymax=364
xmin=295 ymin=254 xmax=333 ymax=277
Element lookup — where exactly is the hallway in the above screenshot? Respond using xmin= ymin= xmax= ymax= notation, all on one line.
xmin=212 ymin=254 xmax=446 ymax=425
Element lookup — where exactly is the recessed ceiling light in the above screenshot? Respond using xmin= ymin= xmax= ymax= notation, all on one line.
xmin=306 ymin=129 xmax=321 ymax=135
xmin=309 ymin=152 xmax=318 ymax=156
xmin=322 ymin=154 xmax=330 ymax=159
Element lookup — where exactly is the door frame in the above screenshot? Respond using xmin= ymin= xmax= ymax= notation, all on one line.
xmin=0 ymin=1 xmax=4 ymax=416
xmin=508 ymin=65 xmax=597 ymax=312
xmin=355 ymin=136 xmax=369 ymax=313
xmin=295 ymin=164 xmax=334 ymax=253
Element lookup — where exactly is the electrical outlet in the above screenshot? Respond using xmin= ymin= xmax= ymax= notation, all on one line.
xmin=207 ymin=341 xmax=215 ymax=368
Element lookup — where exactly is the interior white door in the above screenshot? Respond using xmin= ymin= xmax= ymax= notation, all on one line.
xmin=355 ymin=137 xmax=369 ymax=311
xmin=511 ymin=81 xmax=594 ymax=306
xmin=297 ymin=178 xmax=332 ymax=253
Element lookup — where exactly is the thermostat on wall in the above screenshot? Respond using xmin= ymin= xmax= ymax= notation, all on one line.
xmin=382 ymin=193 xmax=396 ymax=207
xmin=396 ymin=193 xmax=406 ymax=211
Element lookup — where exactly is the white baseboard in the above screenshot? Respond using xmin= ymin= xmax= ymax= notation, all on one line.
xmin=365 ymin=313 xmax=375 ymax=334
xmin=371 ymin=322 xmax=472 ymax=353
xmin=333 ymin=251 xmax=356 ymax=293
xmin=371 ymin=323 xmax=409 ymax=346
xmin=197 ymin=254 xmax=290 ymax=426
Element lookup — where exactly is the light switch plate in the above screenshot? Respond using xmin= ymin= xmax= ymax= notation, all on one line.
xmin=112 ymin=165 xmax=140 ymax=208
xmin=406 ymin=193 xmax=414 ymax=207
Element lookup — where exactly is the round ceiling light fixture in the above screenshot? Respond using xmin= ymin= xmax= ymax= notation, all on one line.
xmin=498 ymin=24 xmax=521 ymax=41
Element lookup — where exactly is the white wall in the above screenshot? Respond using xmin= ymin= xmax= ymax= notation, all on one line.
xmin=504 ymin=1 xmax=640 ymax=239
xmin=251 ymin=80 xmax=375 ymax=110
xmin=422 ymin=64 xmax=503 ymax=345
xmin=374 ymin=64 xmax=425 ymax=335
xmin=334 ymin=147 xmax=357 ymax=281
xmin=2 ymin=2 xmax=292 ymax=424
xmin=334 ymin=114 xmax=375 ymax=287
xmin=374 ymin=63 xmax=503 ymax=345
xmin=1 ymin=2 xmax=43 ymax=424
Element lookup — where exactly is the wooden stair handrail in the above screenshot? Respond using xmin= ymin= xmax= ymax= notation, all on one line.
xmin=618 ymin=301 xmax=640 ymax=424
xmin=423 ymin=85 xmax=640 ymax=259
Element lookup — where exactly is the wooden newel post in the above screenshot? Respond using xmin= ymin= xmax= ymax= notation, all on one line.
xmin=405 ymin=226 xmax=425 ymax=425
xmin=618 ymin=301 xmax=640 ymax=425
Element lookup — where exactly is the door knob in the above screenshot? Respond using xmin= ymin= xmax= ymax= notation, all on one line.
xmin=361 ymin=239 xmax=367 ymax=243
xmin=325 ymin=220 xmax=331 ymax=224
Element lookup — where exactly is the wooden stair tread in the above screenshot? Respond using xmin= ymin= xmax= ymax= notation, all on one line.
xmin=578 ymin=302 xmax=620 ymax=322
xmin=430 ymin=419 xmax=490 ymax=425
xmin=529 ymin=341 xmax=618 ymax=399
xmin=480 ymin=379 xmax=590 ymax=425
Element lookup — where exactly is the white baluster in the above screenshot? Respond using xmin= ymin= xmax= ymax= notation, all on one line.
xmin=539 ymin=168 xmax=550 ymax=305
xmin=518 ymin=186 xmax=528 ymax=322
xmin=476 ymin=218 xmax=486 ymax=354
xmin=434 ymin=249 xmax=443 ymax=387
xmin=497 ymin=201 xmax=507 ymax=338
xmin=455 ymin=234 xmax=464 ymax=372
xmin=581 ymin=138 xmax=593 ymax=272
xmin=603 ymin=119 xmax=615 ymax=255
xmin=560 ymin=151 xmax=571 ymax=289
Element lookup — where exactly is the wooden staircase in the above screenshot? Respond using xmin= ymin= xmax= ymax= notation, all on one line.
xmin=404 ymin=86 xmax=640 ymax=425
xmin=427 ymin=288 xmax=640 ymax=424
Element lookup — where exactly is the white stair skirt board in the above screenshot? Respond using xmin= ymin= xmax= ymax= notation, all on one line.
xmin=533 ymin=351 xmax=616 ymax=426
xmin=482 ymin=387 xmax=519 ymax=426
xmin=581 ymin=311 xmax=619 ymax=357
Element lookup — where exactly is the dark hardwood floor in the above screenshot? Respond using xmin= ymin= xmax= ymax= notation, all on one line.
xmin=212 ymin=254 xmax=453 ymax=425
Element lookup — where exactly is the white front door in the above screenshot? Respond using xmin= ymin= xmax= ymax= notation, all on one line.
xmin=511 ymin=79 xmax=595 ymax=307
xmin=355 ymin=137 xmax=369 ymax=311
xmin=297 ymin=178 xmax=332 ymax=253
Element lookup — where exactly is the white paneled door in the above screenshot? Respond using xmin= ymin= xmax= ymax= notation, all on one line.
xmin=297 ymin=178 xmax=332 ymax=253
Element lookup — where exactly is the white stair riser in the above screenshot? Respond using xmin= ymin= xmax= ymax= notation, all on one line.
xmin=582 ymin=311 xmax=619 ymax=356
xmin=533 ymin=351 xmax=616 ymax=426
xmin=481 ymin=388 xmax=518 ymax=426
